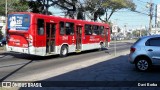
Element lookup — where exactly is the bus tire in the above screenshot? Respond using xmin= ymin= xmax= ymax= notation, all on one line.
xmin=60 ymin=45 xmax=68 ymax=57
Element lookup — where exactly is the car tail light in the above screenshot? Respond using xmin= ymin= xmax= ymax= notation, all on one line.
xmin=130 ymin=47 xmax=136 ymax=53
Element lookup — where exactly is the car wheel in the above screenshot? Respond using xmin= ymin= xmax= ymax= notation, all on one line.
xmin=135 ymin=58 xmax=151 ymax=71
xmin=60 ymin=45 xmax=68 ymax=57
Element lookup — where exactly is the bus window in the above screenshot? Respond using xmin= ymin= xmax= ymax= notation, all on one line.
xmin=92 ymin=25 xmax=99 ymax=35
xmin=37 ymin=19 xmax=44 ymax=35
xmin=51 ymin=24 xmax=56 ymax=38
xmin=60 ymin=22 xmax=65 ymax=35
xmin=66 ymin=22 xmax=74 ymax=35
xmin=99 ymin=26 xmax=104 ymax=35
xmin=85 ymin=24 xmax=92 ymax=35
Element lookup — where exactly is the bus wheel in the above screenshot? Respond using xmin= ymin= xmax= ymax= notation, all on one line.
xmin=60 ymin=45 xmax=68 ymax=57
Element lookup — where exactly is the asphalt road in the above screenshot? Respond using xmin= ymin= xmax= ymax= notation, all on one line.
xmin=1 ymin=41 xmax=160 ymax=90
xmin=0 ymin=41 xmax=132 ymax=82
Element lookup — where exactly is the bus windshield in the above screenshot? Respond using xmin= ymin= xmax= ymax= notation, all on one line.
xmin=8 ymin=14 xmax=30 ymax=30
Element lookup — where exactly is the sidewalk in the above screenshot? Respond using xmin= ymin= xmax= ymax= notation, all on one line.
xmin=0 ymin=48 xmax=6 ymax=54
xmin=110 ymin=39 xmax=136 ymax=43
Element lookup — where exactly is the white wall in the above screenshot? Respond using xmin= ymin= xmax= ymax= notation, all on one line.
xmin=0 ymin=16 xmax=6 ymax=36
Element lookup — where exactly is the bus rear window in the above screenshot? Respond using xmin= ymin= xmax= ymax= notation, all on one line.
xmin=8 ymin=14 xmax=30 ymax=30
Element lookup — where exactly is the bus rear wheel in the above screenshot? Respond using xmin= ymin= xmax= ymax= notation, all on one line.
xmin=60 ymin=45 xmax=68 ymax=57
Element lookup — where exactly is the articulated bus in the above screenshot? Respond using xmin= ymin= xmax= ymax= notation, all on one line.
xmin=6 ymin=12 xmax=110 ymax=56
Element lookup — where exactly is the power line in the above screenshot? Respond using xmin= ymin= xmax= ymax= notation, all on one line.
xmin=133 ymin=10 xmax=148 ymax=16
xmin=136 ymin=0 xmax=148 ymax=4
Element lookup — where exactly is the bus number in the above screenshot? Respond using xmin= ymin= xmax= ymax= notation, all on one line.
xmin=16 ymin=20 xmax=22 ymax=25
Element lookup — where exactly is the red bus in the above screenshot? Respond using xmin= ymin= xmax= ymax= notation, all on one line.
xmin=6 ymin=12 xmax=110 ymax=56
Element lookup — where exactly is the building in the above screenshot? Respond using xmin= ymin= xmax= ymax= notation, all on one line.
xmin=150 ymin=28 xmax=160 ymax=35
xmin=0 ymin=16 xmax=6 ymax=36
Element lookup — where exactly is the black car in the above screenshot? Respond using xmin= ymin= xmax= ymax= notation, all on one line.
xmin=0 ymin=38 xmax=6 ymax=46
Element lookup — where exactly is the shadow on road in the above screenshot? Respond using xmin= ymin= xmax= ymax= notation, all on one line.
xmin=19 ymin=54 xmax=160 ymax=90
xmin=0 ymin=60 xmax=33 ymax=82
xmin=0 ymin=49 xmax=109 ymax=61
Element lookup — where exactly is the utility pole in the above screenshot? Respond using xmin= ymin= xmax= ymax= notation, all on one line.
xmin=112 ymin=19 xmax=118 ymax=56
xmin=148 ymin=0 xmax=153 ymax=35
xmin=5 ymin=0 xmax=7 ymax=37
xmin=5 ymin=0 xmax=7 ymax=17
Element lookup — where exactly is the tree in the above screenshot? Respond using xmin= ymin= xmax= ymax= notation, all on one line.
xmin=28 ymin=0 xmax=54 ymax=15
xmin=28 ymin=0 xmax=44 ymax=13
xmin=0 ymin=0 xmax=29 ymax=16
xmin=84 ymin=0 xmax=136 ymax=22
xmin=0 ymin=0 xmax=89 ymax=20
xmin=26 ymin=0 xmax=77 ymax=16
xmin=0 ymin=0 xmax=54 ymax=16
xmin=44 ymin=0 xmax=85 ymax=19
xmin=53 ymin=0 xmax=79 ymax=19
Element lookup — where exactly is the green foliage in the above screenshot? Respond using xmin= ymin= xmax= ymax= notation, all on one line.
xmin=28 ymin=0 xmax=44 ymax=13
xmin=0 ymin=0 xmax=136 ymax=22
xmin=132 ymin=30 xmax=147 ymax=37
xmin=54 ymin=0 xmax=77 ymax=18
xmin=54 ymin=0 xmax=136 ymax=21
xmin=0 ymin=0 xmax=29 ymax=16
xmin=102 ymin=0 xmax=135 ymax=10
xmin=84 ymin=0 xmax=136 ymax=22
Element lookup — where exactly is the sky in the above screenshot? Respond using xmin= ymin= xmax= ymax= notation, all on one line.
xmin=110 ymin=0 xmax=160 ymax=30
xmin=49 ymin=0 xmax=160 ymax=30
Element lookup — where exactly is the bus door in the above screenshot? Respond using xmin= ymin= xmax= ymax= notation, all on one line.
xmin=36 ymin=19 xmax=46 ymax=55
xmin=46 ymin=23 xmax=56 ymax=53
xmin=76 ymin=26 xmax=82 ymax=51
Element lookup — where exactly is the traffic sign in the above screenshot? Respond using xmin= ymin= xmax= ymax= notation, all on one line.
xmin=112 ymin=25 xmax=118 ymax=33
